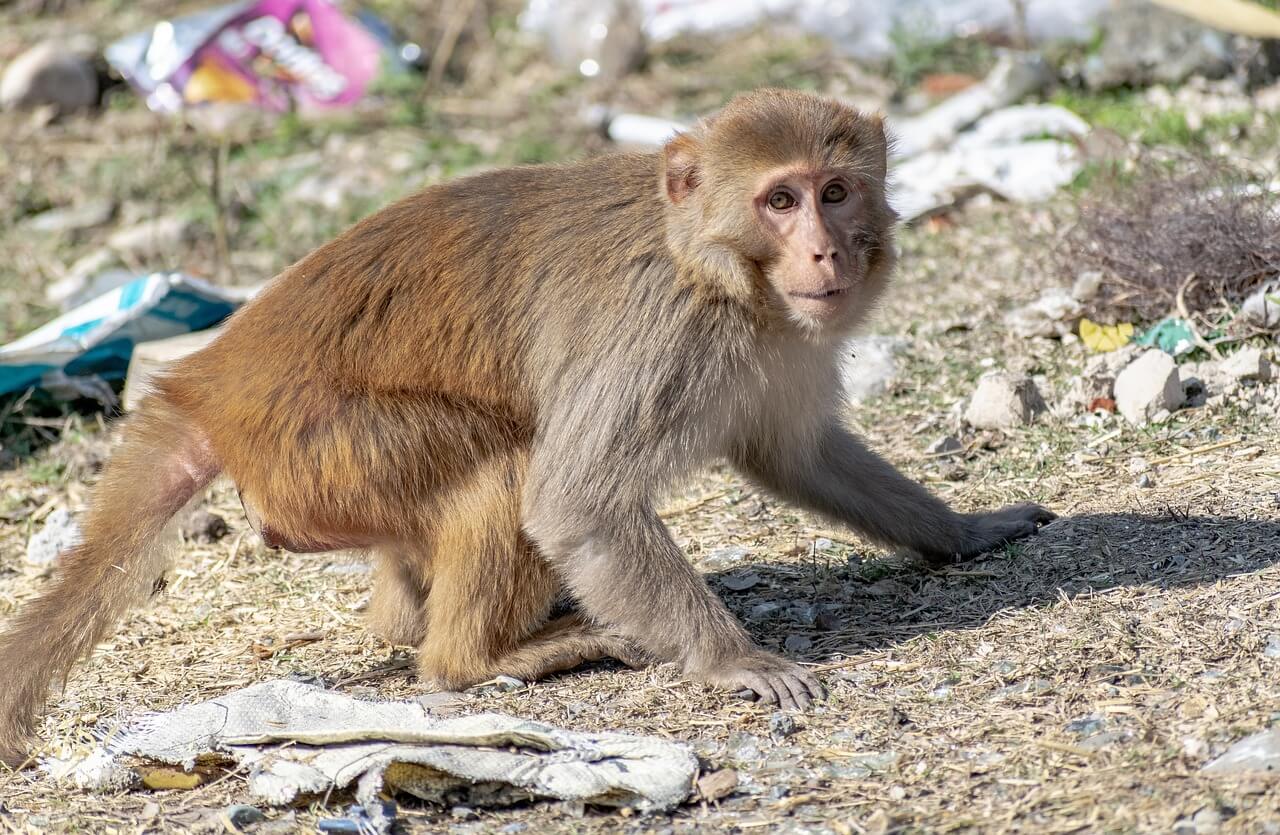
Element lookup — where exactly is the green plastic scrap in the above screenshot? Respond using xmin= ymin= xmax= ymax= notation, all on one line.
xmin=1135 ymin=317 xmax=1196 ymax=357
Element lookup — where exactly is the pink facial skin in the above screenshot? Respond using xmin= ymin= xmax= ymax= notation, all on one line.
xmin=754 ymin=168 xmax=868 ymax=324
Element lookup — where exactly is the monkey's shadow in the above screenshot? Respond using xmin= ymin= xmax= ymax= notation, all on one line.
xmin=704 ymin=511 xmax=1280 ymax=659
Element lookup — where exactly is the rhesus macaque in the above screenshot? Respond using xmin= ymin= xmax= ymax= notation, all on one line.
xmin=0 ymin=88 xmax=1054 ymax=766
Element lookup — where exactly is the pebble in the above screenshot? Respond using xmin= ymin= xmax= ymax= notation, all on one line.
xmin=1114 ymin=349 xmax=1183 ymax=424
xmin=181 ymin=509 xmax=229 ymax=543
xmin=926 ymin=435 xmax=963 ymax=457
xmin=783 ymin=634 xmax=812 ymax=653
xmin=964 ymin=372 xmax=1047 ymax=429
xmin=1203 ymin=727 xmax=1280 ymax=774
xmin=768 ymin=712 xmax=798 ymax=740
xmin=1220 ymin=347 xmax=1272 ymax=383
xmin=224 ymin=804 xmax=266 ymax=830
xmin=1241 ymin=283 xmax=1280 ymax=328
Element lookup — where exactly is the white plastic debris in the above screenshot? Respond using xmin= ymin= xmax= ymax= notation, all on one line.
xmin=53 ymin=679 xmax=696 ymax=812
xmin=522 ymin=0 xmax=1110 ymax=62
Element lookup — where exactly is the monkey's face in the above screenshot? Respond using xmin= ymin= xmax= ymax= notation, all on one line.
xmin=662 ymin=88 xmax=897 ymax=336
xmin=751 ymin=166 xmax=881 ymax=327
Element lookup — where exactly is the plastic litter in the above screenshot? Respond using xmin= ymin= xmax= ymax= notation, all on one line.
xmin=0 ymin=272 xmax=252 ymax=403
xmin=523 ymin=0 xmax=1109 ymax=63
xmin=50 ymin=679 xmax=697 ymax=813
xmin=105 ymin=0 xmax=417 ymax=114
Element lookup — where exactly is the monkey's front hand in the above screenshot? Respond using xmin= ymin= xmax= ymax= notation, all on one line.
xmin=693 ymin=650 xmax=825 ymax=710
xmin=929 ymin=502 xmax=1056 ymax=565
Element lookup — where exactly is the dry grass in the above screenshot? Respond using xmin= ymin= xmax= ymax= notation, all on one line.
xmin=3 ymin=4 xmax=1280 ymax=833
xmin=1064 ymin=153 xmax=1280 ymax=327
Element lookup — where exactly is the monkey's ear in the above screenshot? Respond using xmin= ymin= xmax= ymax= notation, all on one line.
xmin=662 ymin=133 xmax=702 ymax=205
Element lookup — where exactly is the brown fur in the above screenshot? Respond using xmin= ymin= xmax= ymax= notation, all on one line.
xmin=0 ymin=89 xmax=1052 ymax=767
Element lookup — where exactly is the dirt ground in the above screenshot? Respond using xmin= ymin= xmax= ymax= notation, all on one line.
xmin=3 ymin=2 xmax=1280 ymax=833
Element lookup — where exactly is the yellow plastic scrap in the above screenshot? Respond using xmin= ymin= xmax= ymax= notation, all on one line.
xmin=1079 ymin=318 xmax=1135 ymax=352
xmin=140 ymin=767 xmax=204 ymax=790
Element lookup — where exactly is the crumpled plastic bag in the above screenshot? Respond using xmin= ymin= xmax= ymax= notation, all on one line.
xmin=0 ymin=272 xmax=249 ymax=403
xmin=50 ymin=679 xmax=697 ymax=813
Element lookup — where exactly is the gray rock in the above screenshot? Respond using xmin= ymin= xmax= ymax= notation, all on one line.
xmin=181 ymin=509 xmax=228 ymax=543
xmin=21 ymin=199 xmax=114 ymax=234
xmin=926 ymin=435 xmax=963 ymax=457
xmin=703 ymin=545 xmax=749 ymax=569
xmin=1221 ymin=347 xmax=1272 ymax=383
xmin=841 ymin=335 xmax=905 ymax=403
xmin=224 ymin=805 xmax=265 ymax=829
xmin=964 ymin=373 xmax=1047 ymax=429
xmin=26 ymin=508 xmax=81 ymax=566
xmin=1241 ymin=284 xmax=1280 ymax=329
xmin=108 ymin=215 xmax=195 ymax=261
xmin=1083 ymin=0 xmax=1230 ymax=90
xmin=1072 ymin=270 xmax=1104 ymax=302
xmin=1265 ymin=634 xmax=1280 ymax=659
xmin=1203 ymin=727 xmax=1280 ymax=774
xmin=769 ymin=712 xmax=798 ymax=740
xmin=783 ymin=635 xmax=812 ymax=653
xmin=1114 ymin=349 xmax=1183 ymax=424
xmin=0 ymin=39 xmax=98 ymax=112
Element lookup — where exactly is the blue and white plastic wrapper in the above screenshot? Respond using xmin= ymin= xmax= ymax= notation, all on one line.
xmin=0 ymin=272 xmax=250 ymax=403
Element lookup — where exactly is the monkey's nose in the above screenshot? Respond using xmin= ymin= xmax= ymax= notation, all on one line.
xmin=812 ymin=249 xmax=839 ymax=263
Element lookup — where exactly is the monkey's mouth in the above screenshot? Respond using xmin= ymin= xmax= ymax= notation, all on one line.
xmin=790 ymin=287 xmax=850 ymax=302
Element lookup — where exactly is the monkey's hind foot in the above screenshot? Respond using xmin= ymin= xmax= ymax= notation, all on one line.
xmin=690 ymin=649 xmax=825 ymax=711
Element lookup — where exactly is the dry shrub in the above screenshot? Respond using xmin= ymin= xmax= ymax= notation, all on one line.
xmin=1063 ymin=153 xmax=1280 ymax=324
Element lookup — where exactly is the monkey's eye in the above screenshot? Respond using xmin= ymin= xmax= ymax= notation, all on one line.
xmin=768 ymin=190 xmax=797 ymax=211
xmin=822 ymin=182 xmax=849 ymax=204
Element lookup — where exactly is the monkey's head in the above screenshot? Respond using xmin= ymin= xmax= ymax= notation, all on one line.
xmin=662 ymin=88 xmax=897 ymax=335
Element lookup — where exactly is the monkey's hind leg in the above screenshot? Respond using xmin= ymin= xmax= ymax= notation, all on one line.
xmin=415 ymin=459 xmax=645 ymax=689
xmin=366 ymin=547 xmax=431 ymax=647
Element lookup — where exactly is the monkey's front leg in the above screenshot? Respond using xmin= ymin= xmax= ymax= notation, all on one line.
xmin=524 ymin=501 xmax=824 ymax=709
xmin=735 ymin=423 xmax=1055 ymax=564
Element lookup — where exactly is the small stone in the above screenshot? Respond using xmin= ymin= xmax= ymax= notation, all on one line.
xmin=783 ymin=634 xmax=812 ymax=653
xmin=181 ymin=509 xmax=229 ymax=543
xmin=1065 ymin=714 xmax=1105 ymax=737
xmin=1220 ymin=347 xmax=1272 ymax=383
xmin=108 ymin=215 xmax=195 ymax=261
xmin=1072 ymin=270 xmax=1104 ymax=301
xmin=841 ymin=335 xmax=905 ymax=403
xmin=0 ymin=39 xmax=98 ymax=113
xmin=1114 ymin=349 xmax=1184 ymax=424
xmin=702 ymin=545 xmax=748 ymax=569
xmin=1136 ymin=473 xmax=1154 ymax=489
xmin=1203 ymin=727 xmax=1280 ymax=774
xmin=224 ymin=805 xmax=266 ymax=830
xmin=749 ymin=602 xmax=782 ymax=621
xmin=26 ymin=508 xmax=81 ymax=566
xmin=769 ymin=711 xmax=798 ymax=740
xmin=926 ymin=435 xmax=963 ymax=457
xmin=696 ymin=768 xmax=738 ymax=802
xmin=1264 ymin=634 xmax=1280 ymax=659
xmin=964 ymin=373 xmax=1047 ymax=430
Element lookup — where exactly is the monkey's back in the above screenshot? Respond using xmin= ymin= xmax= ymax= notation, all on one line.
xmin=161 ymin=152 xmax=685 ymax=534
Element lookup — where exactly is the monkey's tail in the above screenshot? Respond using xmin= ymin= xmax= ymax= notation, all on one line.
xmin=0 ymin=396 xmax=221 ymax=767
